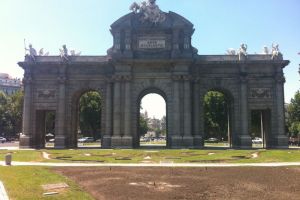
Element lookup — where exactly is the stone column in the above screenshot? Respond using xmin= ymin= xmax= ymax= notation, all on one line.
xmin=102 ymin=81 xmax=112 ymax=148
xmin=193 ymin=80 xmax=203 ymax=148
xmin=274 ymin=75 xmax=288 ymax=148
xmin=238 ymin=75 xmax=251 ymax=148
xmin=183 ymin=76 xmax=193 ymax=147
xmin=55 ymin=76 xmax=66 ymax=148
xmin=123 ymin=76 xmax=133 ymax=147
xmin=171 ymin=76 xmax=182 ymax=148
xmin=112 ymin=76 xmax=122 ymax=147
xmin=20 ymin=75 xmax=33 ymax=148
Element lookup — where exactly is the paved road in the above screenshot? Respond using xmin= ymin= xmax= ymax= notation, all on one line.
xmin=1 ymin=161 xmax=300 ymax=167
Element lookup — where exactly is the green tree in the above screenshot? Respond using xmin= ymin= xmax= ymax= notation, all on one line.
xmin=204 ymin=91 xmax=228 ymax=140
xmin=79 ymin=91 xmax=102 ymax=140
xmin=287 ymin=90 xmax=300 ymax=138
xmin=139 ymin=112 xmax=149 ymax=137
xmin=0 ymin=90 xmax=23 ymax=138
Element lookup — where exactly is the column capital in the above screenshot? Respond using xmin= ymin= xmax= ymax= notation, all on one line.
xmin=57 ymin=76 xmax=67 ymax=84
xmin=239 ymin=76 xmax=248 ymax=84
xmin=23 ymin=76 xmax=33 ymax=84
xmin=274 ymin=75 xmax=285 ymax=84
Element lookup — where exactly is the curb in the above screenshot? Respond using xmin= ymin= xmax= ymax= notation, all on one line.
xmin=1 ymin=161 xmax=300 ymax=167
xmin=0 ymin=181 xmax=9 ymax=200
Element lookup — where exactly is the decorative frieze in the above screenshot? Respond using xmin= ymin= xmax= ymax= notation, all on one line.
xmin=37 ymin=90 xmax=56 ymax=99
xmin=249 ymin=88 xmax=272 ymax=99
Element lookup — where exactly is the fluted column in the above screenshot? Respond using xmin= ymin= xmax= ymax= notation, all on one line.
xmin=102 ymin=80 xmax=112 ymax=148
xmin=239 ymin=75 xmax=251 ymax=148
xmin=193 ymin=79 xmax=203 ymax=148
xmin=182 ymin=76 xmax=193 ymax=147
xmin=173 ymin=77 xmax=181 ymax=136
xmin=171 ymin=75 xmax=182 ymax=148
xmin=183 ymin=77 xmax=192 ymax=137
xmin=20 ymin=74 xmax=33 ymax=148
xmin=105 ymin=82 xmax=112 ymax=136
xmin=124 ymin=76 xmax=131 ymax=136
xmin=55 ymin=76 xmax=66 ymax=148
xmin=273 ymin=74 xmax=288 ymax=148
xmin=113 ymin=78 xmax=121 ymax=137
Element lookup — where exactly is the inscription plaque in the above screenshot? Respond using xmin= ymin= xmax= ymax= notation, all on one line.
xmin=138 ymin=37 xmax=166 ymax=49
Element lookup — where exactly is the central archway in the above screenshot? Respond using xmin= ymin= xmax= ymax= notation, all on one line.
xmin=70 ymin=89 xmax=103 ymax=148
xmin=136 ymin=88 xmax=168 ymax=148
xmin=202 ymin=89 xmax=234 ymax=148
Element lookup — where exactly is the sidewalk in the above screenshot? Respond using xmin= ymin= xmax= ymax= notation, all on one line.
xmin=0 ymin=181 xmax=9 ymax=200
xmin=1 ymin=161 xmax=300 ymax=167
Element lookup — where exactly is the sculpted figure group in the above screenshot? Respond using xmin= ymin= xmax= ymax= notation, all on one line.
xmin=226 ymin=43 xmax=282 ymax=60
xmin=130 ymin=0 xmax=166 ymax=24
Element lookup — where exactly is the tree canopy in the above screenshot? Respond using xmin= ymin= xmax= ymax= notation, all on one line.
xmin=0 ymin=90 xmax=23 ymax=138
xmin=204 ymin=91 xmax=229 ymax=140
xmin=79 ymin=91 xmax=102 ymax=140
xmin=287 ymin=90 xmax=300 ymax=137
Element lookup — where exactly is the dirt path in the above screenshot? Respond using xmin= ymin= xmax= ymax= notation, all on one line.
xmin=53 ymin=167 xmax=300 ymax=200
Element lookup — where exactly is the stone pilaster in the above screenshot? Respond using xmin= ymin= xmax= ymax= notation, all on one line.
xmin=20 ymin=74 xmax=33 ymax=148
xmin=272 ymin=75 xmax=288 ymax=148
xmin=55 ymin=75 xmax=66 ymax=148
xmin=111 ymin=76 xmax=122 ymax=147
xmin=193 ymin=79 xmax=203 ymax=148
xmin=238 ymin=75 xmax=251 ymax=148
xmin=171 ymin=75 xmax=182 ymax=148
xmin=182 ymin=76 xmax=193 ymax=147
xmin=102 ymin=80 xmax=112 ymax=148
xmin=122 ymin=76 xmax=133 ymax=147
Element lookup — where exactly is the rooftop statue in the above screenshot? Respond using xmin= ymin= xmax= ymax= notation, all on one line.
xmin=226 ymin=48 xmax=236 ymax=55
xmin=130 ymin=0 xmax=166 ymax=24
xmin=262 ymin=46 xmax=269 ymax=55
xmin=271 ymin=43 xmax=282 ymax=59
xmin=238 ymin=43 xmax=248 ymax=60
xmin=60 ymin=44 xmax=69 ymax=61
xmin=25 ymin=44 xmax=37 ymax=61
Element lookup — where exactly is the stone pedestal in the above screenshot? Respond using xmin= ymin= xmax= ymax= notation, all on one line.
xmin=237 ymin=135 xmax=252 ymax=149
xmin=182 ymin=136 xmax=194 ymax=148
xmin=111 ymin=136 xmax=123 ymax=148
xmin=19 ymin=135 xmax=33 ymax=149
xmin=102 ymin=136 xmax=112 ymax=148
xmin=170 ymin=136 xmax=182 ymax=149
xmin=270 ymin=135 xmax=289 ymax=149
xmin=193 ymin=136 xmax=204 ymax=148
xmin=122 ymin=136 xmax=133 ymax=148
xmin=55 ymin=136 xmax=66 ymax=149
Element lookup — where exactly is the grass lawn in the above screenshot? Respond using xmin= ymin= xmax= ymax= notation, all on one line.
xmin=1 ymin=149 xmax=300 ymax=164
xmin=0 ymin=166 xmax=93 ymax=200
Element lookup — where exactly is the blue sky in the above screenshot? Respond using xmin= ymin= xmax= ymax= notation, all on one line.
xmin=0 ymin=0 xmax=299 ymax=117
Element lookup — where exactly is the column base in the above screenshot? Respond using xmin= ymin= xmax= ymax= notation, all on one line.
xmin=54 ymin=136 xmax=66 ymax=149
xmin=236 ymin=135 xmax=252 ymax=149
xmin=111 ymin=136 xmax=133 ymax=148
xmin=193 ymin=136 xmax=204 ymax=148
xmin=267 ymin=135 xmax=289 ymax=149
xmin=102 ymin=136 xmax=112 ymax=148
xmin=182 ymin=136 xmax=194 ymax=148
xmin=19 ymin=135 xmax=34 ymax=149
xmin=170 ymin=136 xmax=183 ymax=149
xmin=122 ymin=136 xmax=133 ymax=148
xmin=111 ymin=136 xmax=123 ymax=148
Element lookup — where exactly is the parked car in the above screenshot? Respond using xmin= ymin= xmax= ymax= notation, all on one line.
xmin=0 ymin=137 xmax=7 ymax=143
xmin=206 ymin=138 xmax=219 ymax=143
xmin=252 ymin=137 xmax=263 ymax=144
xmin=78 ymin=137 xmax=94 ymax=143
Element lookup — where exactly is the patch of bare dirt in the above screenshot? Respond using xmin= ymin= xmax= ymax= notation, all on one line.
xmin=53 ymin=167 xmax=300 ymax=200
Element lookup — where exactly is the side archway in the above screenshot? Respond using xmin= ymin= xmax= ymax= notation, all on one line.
xmin=69 ymin=88 xmax=104 ymax=148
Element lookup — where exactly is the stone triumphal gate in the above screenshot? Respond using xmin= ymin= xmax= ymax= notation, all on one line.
xmin=19 ymin=1 xmax=289 ymax=149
